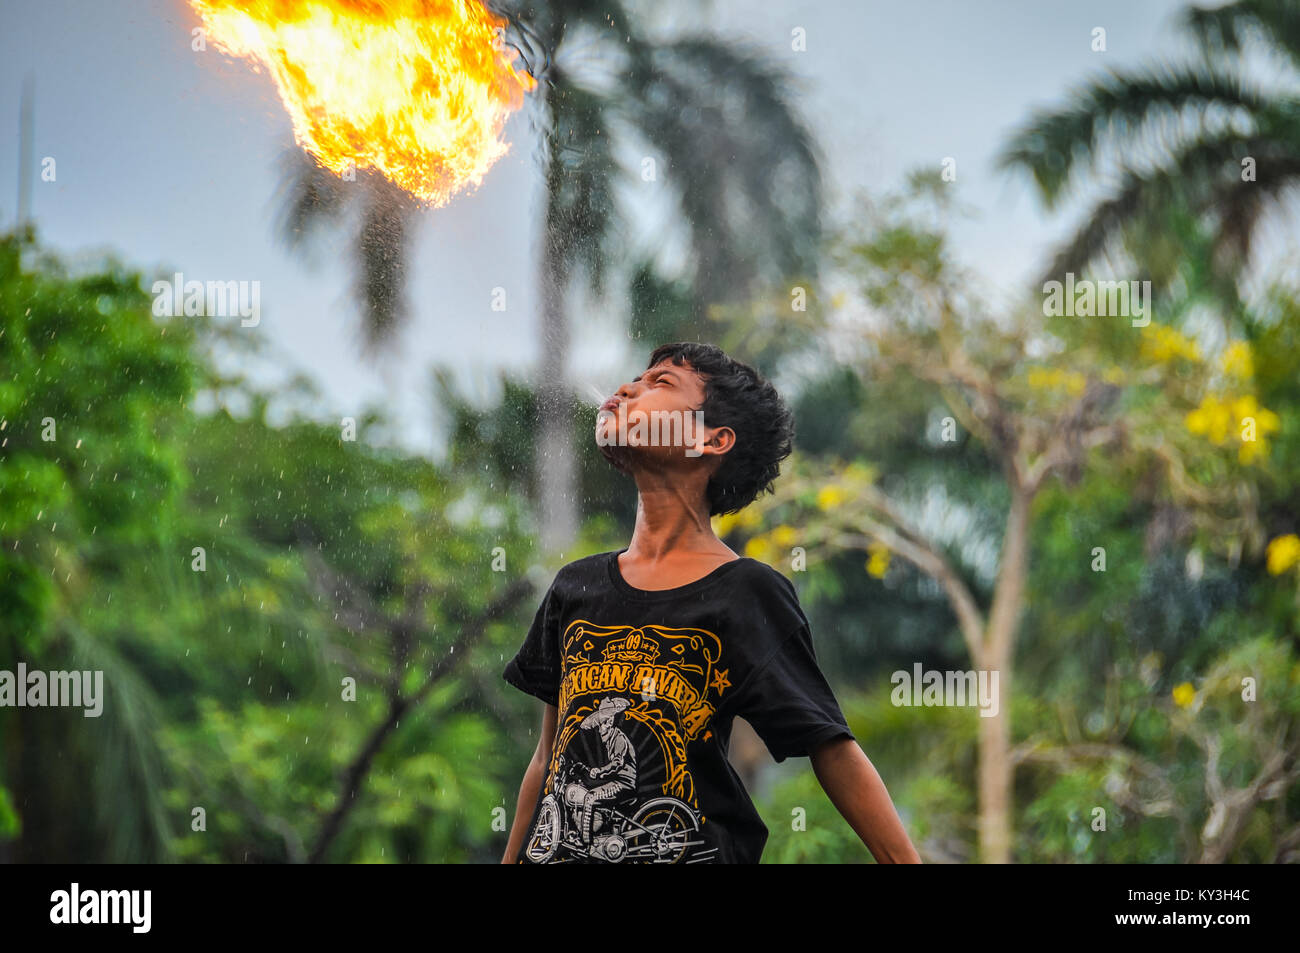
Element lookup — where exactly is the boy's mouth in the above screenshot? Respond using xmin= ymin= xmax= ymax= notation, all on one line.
xmin=599 ymin=397 xmax=621 ymax=413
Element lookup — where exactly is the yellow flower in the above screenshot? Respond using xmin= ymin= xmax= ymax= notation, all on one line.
xmin=843 ymin=461 xmax=875 ymax=484
xmin=1141 ymin=324 xmax=1201 ymax=363
xmin=737 ymin=506 xmax=764 ymax=529
xmin=1186 ymin=392 xmax=1279 ymax=460
xmin=1172 ymin=682 xmax=1196 ymax=708
xmin=1266 ymin=534 xmax=1300 ymax=575
xmin=1027 ymin=367 xmax=1055 ymax=391
xmin=744 ymin=535 xmax=772 ymax=561
xmin=865 ymin=541 xmax=891 ymax=579
xmin=1221 ymin=340 xmax=1253 ymax=380
xmin=1239 ymin=439 xmax=1270 ymax=465
xmin=1230 ymin=394 xmax=1258 ymax=421
xmin=771 ymin=524 xmax=798 ymax=548
xmin=714 ymin=512 xmax=740 ymax=537
xmin=816 ymin=485 xmax=846 ymax=511
xmin=1184 ymin=394 xmax=1231 ymax=445
xmin=1239 ymin=403 xmax=1281 ymax=437
xmin=1227 ymin=395 xmax=1280 ymax=463
xmin=1027 ymin=366 xmax=1088 ymax=397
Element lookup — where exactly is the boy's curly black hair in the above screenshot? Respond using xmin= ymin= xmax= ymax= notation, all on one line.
xmin=645 ymin=342 xmax=795 ymax=517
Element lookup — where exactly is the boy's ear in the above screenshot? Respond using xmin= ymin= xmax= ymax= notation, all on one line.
xmin=705 ymin=425 xmax=736 ymax=454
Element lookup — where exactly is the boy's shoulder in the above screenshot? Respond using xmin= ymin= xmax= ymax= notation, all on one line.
xmin=551 ymin=550 xmax=614 ymax=581
xmin=735 ymin=556 xmax=799 ymax=592
xmin=533 ymin=551 xmax=611 ymax=597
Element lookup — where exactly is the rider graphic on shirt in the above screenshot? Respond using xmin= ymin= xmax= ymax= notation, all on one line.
xmin=577 ymin=696 xmax=636 ymax=845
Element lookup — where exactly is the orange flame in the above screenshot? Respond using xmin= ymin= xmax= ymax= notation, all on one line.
xmin=190 ymin=0 xmax=536 ymax=206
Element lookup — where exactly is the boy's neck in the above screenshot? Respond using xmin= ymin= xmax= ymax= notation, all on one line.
xmin=623 ymin=482 xmax=731 ymax=563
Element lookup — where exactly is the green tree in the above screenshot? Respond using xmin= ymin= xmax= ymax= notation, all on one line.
xmin=726 ymin=177 xmax=1284 ymax=862
xmin=0 ymin=228 xmax=200 ymax=861
xmin=0 ymin=228 xmax=576 ymax=863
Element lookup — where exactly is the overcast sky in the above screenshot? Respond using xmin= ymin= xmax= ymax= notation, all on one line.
xmin=0 ymin=0 xmax=1199 ymax=457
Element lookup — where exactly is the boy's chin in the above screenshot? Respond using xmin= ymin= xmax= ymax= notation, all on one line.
xmin=597 ymin=439 xmax=636 ymax=475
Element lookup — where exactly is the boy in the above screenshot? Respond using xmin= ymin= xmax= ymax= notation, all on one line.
xmin=501 ymin=342 xmax=920 ymax=864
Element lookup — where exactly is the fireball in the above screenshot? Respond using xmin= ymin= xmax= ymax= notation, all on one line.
xmin=190 ymin=0 xmax=536 ymax=206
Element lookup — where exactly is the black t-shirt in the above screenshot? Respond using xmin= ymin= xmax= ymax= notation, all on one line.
xmin=502 ymin=549 xmax=855 ymax=864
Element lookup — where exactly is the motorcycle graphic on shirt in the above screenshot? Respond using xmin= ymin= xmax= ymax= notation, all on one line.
xmin=522 ymin=622 xmax=730 ymax=864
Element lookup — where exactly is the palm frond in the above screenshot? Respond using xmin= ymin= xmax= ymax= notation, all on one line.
xmin=273 ymin=148 xmax=350 ymax=252
xmin=1183 ymin=0 xmax=1300 ymax=70
xmin=1036 ymin=125 xmax=1300 ymax=295
xmin=1206 ymin=140 xmax=1300 ymax=272
xmin=272 ymin=149 xmax=424 ymax=358
xmin=58 ymin=616 xmax=175 ymax=862
xmin=352 ymin=178 xmax=415 ymax=355
xmin=538 ymin=71 xmax=621 ymax=298
xmin=622 ymin=37 xmax=823 ymax=309
xmin=998 ymin=62 xmax=1267 ymax=210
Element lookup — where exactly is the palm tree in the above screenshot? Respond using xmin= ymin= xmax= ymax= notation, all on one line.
xmin=997 ymin=0 xmax=1300 ymax=338
xmin=276 ymin=0 xmax=823 ymax=553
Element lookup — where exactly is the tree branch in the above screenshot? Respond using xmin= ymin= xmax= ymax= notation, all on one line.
xmin=829 ymin=525 xmax=985 ymax=663
xmin=306 ymin=574 xmax=535 ymax=863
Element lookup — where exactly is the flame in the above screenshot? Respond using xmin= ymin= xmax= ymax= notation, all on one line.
xmin=190 ymin=0 xmax=536 ymax=206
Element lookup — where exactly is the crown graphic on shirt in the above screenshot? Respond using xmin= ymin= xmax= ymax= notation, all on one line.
xmin=601 ymin=628 xmax=661 ymax=664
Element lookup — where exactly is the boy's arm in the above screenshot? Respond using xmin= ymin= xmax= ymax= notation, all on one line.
xmin=501 ymin=702 xmax=559 ymax=864
xmin=810 ymin=737 xmax=922 ymax=863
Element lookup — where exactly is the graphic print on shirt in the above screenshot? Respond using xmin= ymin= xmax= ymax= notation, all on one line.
xmin=522 ymin=620 xmax=732 ymax=864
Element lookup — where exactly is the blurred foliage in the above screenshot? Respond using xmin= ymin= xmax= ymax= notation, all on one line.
xmin=0 ymin=229 xmax=573 ymax=862
xmin=732 ymin=174 xmax=1300 ymax=862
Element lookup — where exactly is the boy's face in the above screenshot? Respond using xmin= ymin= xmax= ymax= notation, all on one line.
xmin=595 ymin=358 xmax=732 ymax=475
